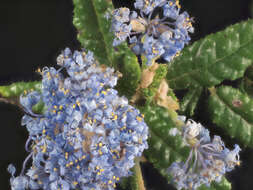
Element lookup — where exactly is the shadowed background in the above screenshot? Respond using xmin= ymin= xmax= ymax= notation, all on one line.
xmin=0 ymin=0 xmax=252 ymax=189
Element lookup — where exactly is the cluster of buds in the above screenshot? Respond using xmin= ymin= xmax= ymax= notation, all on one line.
xmin=111 ymin=0 xmax=194 ymax=65
xmin=8 ymin=48 xmax=148 ymax=190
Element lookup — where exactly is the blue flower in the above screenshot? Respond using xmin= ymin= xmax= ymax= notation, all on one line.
xmin=8 ymin=164 xmax=29 ymax=190
xmin=167 ymin=119 xmax=241 ymax=190
xmin=111 ymin=0 xmax=194 ymax=65
xmin=8 ymin=48 xmax=149 ymax=190
xmin=134 ymin=0 xmax=167 ymax=15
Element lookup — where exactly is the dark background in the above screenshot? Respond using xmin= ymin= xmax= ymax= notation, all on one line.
xmin=0 ymin=0 xmax=253 ymax=189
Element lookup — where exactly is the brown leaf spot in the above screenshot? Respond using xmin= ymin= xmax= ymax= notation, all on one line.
xmin=232 ymin=99 xmax=243 ymax=107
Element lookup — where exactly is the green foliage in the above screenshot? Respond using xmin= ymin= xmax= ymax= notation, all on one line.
xmin=0 ymin=81 xmax=41 ymax=98
xmin=208 ymin=86 xmax=253 ymax=147
xmin=3 ymin=1 xmax=253 ymax=190
xmin=140 ymin=104 xmax=231 ymax=190
xmin=180 ymin=87 xmax=203 ymax=117
xmin=198 ymin=178 xmax=231 ymax=190
xmin=116 ymin=47 xmax=141 ymax=99
xmin=167 ymin=20 xmax=253 ymax=89
xmin=117 ymin=169 xmax=140 ymax=190
xmin=245 ymin=65 xmax=253 ymax=79
xmin=73 ymin=0 xmax=141 ymax=99
xmin=240 ymin=65 xmax=253 ymax=97
xmin=32 ymin=99 xmax=45 ymax=114
xmin=117 ymin=160 xmax=146 ymax=190
xmin=141 ymin=105 xmax=190 ymax=180
xmin=73 ymin=0 xmax=115 ymax=66
xmin=142 ymin=64 xmax=168 ymax=104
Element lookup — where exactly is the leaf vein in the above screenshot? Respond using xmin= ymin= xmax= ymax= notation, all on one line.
xmin=213 ymin=90 xmax=253 ymax=127
xmin=90 ymin=0 xmax=111 ymax=64
xmin=167 ymin=35 xmax=253 ymax=85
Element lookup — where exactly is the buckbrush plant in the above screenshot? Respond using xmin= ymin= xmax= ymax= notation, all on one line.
xmin=2 ymin=0 xmax=253 ymax=190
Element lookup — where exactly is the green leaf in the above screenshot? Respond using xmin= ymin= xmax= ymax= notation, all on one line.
xmin=211 ymin=178 xmax=231 ymax=190
xmin=240 ymin=65 xmax=253 ymax=97
xmin=117 ymin=160 xmax=145 ymax=190
xmin=240 ymin=77 xmax=253 ymax=98
xmin=117 ymin=178 xmax=129 ymax=190
xmin=244 ymin=78 xmax=253 ymax=97
xmin=208 ymin=86 xmax=253 ymax=146
xmin=180 ymin=87 xmax=203 ymax=116
xmin=0 ymin=81 xmax=41 ymax=98
xmin=245 ymin=65 xmax=253 ymax=79
xmin=73 ymin=0 xmax=141 ymax=98
xmin=198 ymin=178 xmax=231 ymax=190
xmin=167 ymin=19 xmax=253 ymax=89
xmin=0 ymin=81 xmax=42 ymax=108
xmin=141 ymin=105 xmax=189 ymax=180
xmin=142 ymin=64 xmax=168 ymax=104
xmin=32 ymin=99 xmax=45 ymax=114
xmin=116 ymin=48 xmax=141 ymax=99
xmin=73 ymin=0 xmax=115 ymax=66
xmin=141 ymin=105 xmax=231 ymax=189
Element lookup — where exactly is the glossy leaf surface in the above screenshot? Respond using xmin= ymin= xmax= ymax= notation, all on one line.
xmin=116 ymin=48 xmax=141 ymax=99
xmin=180 ymin=87 xmax=203 ymax=117
xmin=0 ymin=81 xmax=41 ymax=98
xmin=240 ymin=65 xmax=253 ymax=97
xmin=73 ymin=0 xmax=114 ymax=66
xmin=73 ymin=0 xmax=141 ymax=98
xmin=167 ymin=20 xmax=253 ymax=89
xmin=141 ymin=105 xmax=190 ymax=180
xmin=208 ymin=86 xmax=253 ymax=146
xmin=141 ymin=105 xmax=231 ymax=189
xmin=199 ymin=178 xmax=231 ymax=190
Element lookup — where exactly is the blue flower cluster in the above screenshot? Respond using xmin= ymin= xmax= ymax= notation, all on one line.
xmin=111 ymin=0 xmax=194 ymax=65
xmin=168 ymin=118 xmax=241 ymax=190
xmin=8 ymin=48 xmax=149 ymax=190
